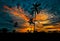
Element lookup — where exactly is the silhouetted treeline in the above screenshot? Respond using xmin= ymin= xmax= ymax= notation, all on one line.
xmin=0 ymin=28 xmax=60 ymax=34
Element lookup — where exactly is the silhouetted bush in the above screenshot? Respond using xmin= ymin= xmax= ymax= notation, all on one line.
xmin=2 ymin=28 xmax=8 ymax=33
xmin=13 ymin=30 xmax=16 ymax=33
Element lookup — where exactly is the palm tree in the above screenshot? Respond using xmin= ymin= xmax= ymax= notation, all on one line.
xmin=31 ymin=3 xmax=41 ymax=32
xmin=31 ymin=3 xmax=41 ymax=14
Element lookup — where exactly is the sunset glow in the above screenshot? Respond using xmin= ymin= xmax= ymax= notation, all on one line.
xmin=4 ymin=6 xmax=60 ymax=33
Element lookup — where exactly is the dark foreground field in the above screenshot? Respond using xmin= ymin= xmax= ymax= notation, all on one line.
xmin=0 ymin=31 xmax=60 ymax=40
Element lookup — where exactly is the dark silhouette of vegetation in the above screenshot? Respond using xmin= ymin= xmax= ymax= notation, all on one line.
xmin=0 ymin=28 xmax=59 ymax=34
xmin=13 ymin=30 xmax=16 ymax=33
xmin=0 ymin=30 xmax=2 ymax=32
xmin=1 ymin=28 xmax=8 ymax=33
xmin=17 ymin=3 xmax=20 ymax=9
xmin=14 ymin=22 xmax=18 ymax=27
xmin=31 ymin=3 xmax=41 ymax=14
xmin=29 ymin=18 xmax=34 ymax=24
xmin=30 ymin=3 xmax=41 ymax=32
xmin=29 ymin=3 xmax=41 ymax=22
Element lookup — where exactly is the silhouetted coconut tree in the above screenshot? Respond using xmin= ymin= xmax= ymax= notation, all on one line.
xmin=31 ymin=3 xmax=41 ymax=14
xmin=30 ymin=3 xmax=41 ymax=32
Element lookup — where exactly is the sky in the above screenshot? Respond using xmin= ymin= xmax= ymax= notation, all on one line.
xmin=0 ymin=0 xmax=60 ymax=32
